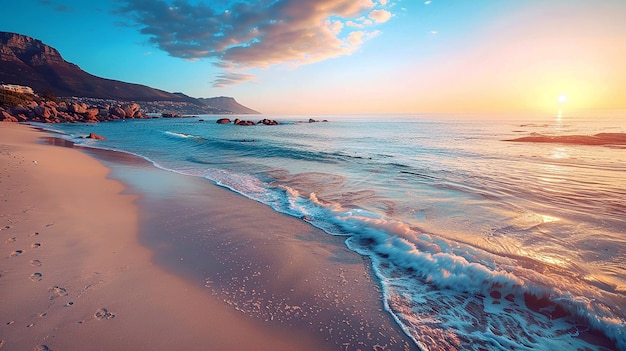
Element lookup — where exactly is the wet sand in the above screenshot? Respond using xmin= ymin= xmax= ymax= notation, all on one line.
xmin=0 ymin=123 xmax=416 ymax=350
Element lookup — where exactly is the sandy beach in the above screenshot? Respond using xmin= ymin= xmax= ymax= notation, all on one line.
xmin=0 ymin=123 xmax=415 ymax=351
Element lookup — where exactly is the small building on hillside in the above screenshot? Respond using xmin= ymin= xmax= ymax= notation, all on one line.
xmin=0 ymin=84 xmax=34 ymax=95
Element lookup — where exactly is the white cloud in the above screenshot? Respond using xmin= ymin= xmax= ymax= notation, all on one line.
xmin=369 ymin=9 xmax=392 ymax=23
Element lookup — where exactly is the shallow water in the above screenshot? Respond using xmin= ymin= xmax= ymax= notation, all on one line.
xmin=40 ymin=113 xmax=626 ymax=350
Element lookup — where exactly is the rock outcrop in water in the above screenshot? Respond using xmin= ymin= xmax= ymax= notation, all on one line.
xmin=86 ymin=132 xmax=106 ymax=140
xmin=504 ymin=133 xmax=626 ymax=146
xmin=215 ymin=117 xmax=280 ymax=126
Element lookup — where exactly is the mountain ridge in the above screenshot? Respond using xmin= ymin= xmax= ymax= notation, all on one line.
xmin=0 ymin=31 xmax=259 ymax=114
xmin=198 ymin=96 xmax=260 ymax=114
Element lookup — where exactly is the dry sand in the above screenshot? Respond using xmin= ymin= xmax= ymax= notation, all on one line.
xmin=0 ymin=123 xmax=416 ymax=350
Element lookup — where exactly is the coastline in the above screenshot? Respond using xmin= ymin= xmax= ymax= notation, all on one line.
xmin=0 ymin=123 xmax=416 ymax=350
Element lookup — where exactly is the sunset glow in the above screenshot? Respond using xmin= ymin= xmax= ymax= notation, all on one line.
xmin=3 ymin=0 xmax=626 ymax=115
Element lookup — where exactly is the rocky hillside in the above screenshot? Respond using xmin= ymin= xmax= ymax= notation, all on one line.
xmin=0 ymin=32 xmax=201 ymax=102
xmin=197 ymin=96 xmax=260 ymax=114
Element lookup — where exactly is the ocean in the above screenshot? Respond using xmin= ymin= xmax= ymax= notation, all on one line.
xmin=37 ymin=113 xmax=625 ymax=350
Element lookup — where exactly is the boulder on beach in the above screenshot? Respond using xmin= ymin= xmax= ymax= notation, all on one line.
xmin=216 ymin=118 xmax=231 ymax=124
xmin=0 ymin=110 xmax=19 ymax=122
xmin=122 ymin=103 xmax=140 ymax=118
xmin=109 ymin=107 xmax=126 ymax=119
xmin=34 ymin=105 xmax=52 ymax=119
xmin=87 ymin=132 xmax=106 ymax=140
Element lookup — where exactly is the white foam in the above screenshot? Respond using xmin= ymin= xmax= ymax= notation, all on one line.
xmin=164 ymin=131 xmax=204 ymax=140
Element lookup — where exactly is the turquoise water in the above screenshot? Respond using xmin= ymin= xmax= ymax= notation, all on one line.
xmin=39 ymin=114 xmax=626 ymax=350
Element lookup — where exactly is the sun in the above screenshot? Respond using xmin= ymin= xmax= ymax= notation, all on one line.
xmin=558 ymin=93 xmax=568 ymax=104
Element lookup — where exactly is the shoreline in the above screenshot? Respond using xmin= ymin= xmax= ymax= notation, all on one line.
xmin=0 ymin=123 xmax=416 ymax=350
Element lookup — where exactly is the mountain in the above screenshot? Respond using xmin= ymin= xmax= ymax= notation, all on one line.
xmin=0 ymin=32 xmax=260 ymax=115
xmin=0 ymin=32 xmax=201 ymax=102
xmin=197 ymin=96 xmax=261 ymax=114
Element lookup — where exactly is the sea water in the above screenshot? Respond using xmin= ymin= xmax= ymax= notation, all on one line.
xmin=39 ymin=113 xmax=626 ymax=350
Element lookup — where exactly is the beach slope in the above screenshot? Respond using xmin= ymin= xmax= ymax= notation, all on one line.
xmin=0 ymin=123 xmax=415 ymax=350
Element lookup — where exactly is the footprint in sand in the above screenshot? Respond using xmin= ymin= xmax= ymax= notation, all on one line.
xmin=30 ymin=259 xmax=42 ymax=267
xmin=34 ymin=345 xmax=50 ymax=351
xmin=94 ymin=308 xmax=115 ymax=320
xmin=5 ymin=237 xmax=16 ymax=243
xmin=29 ymin=273 xmax=42 ymax=281
xmin=48 ymin=286 xmax=68 ymax=300
xmin=9 ymin=249 xmax=23 ymax=257
xmin=28 ymin=232 xmax=39 ymax=237
xmin=31 ymin=243 xmax=41 ymax=249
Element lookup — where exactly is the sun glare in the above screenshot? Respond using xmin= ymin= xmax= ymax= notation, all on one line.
xmin=558 ymin=93 xmax=568 ymax=104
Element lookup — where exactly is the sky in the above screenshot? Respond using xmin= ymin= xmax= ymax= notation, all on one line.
xmin=3 ymin=0 xmax=626 ymax=115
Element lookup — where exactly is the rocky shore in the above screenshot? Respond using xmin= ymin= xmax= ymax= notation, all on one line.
xmin=0 ymin=93 xmax=150 ymax=123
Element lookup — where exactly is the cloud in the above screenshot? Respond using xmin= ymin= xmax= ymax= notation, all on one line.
xmin=212 ymin=72 xmax=256 ymax=87
xmin=115 ymin=0 xmax=395 ymax=86
xmin=369 ymin=9 xmax=391 ymax=23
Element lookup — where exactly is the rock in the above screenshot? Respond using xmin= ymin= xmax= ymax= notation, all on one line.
xmin=122 ymin=103 xmax=140 ymax=118
xmin=0 ymin=111 xmax=18 ymax=122
xmin=235 ymin=119 xmax=255 ymax=126
xmin=87 ymin=132 xmax=106 ymax=140
xmin=85 ymin=108 xmax=99 ymax=119
xmin=57 ymin=111 xmax=74 ymax=122
xmin=68 ymin=102 xmax=88 ymax=114
xmin=109 ymin=106 xmax=126 ymax=119
xmin=34 ymin=105 xmax=52 ymax=118
xmin=258 ymin=118 xmax=279 ymax=125
xmin=9 ymin=106 xmax=30 ymax=116
xmin=44 ymin=101 xmax=58 ymax=109
xmin=216 ymin=118 xmax=231 ymax=124
xmin=309 ymin=118 xmax=317 ymax=123
xmin=14 ymin=113 xmax=29 ymax=122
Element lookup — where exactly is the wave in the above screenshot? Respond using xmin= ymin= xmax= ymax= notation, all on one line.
xmin=196 ymin=166 xmax=625 ymax=350
xmin=164 ymin=131 xmax=206 ymax=141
